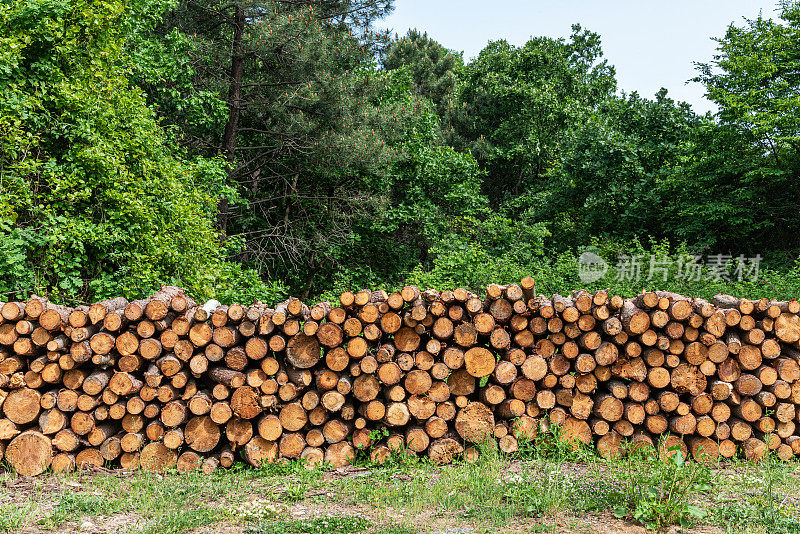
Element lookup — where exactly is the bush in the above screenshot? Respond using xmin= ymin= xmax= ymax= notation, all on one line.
xmin=0 ymin=0 xmax=255 ymax=305
xmin=406 ymin=213 xmax=551 ymax=292
xmin=407 ymin=230 xmax=800 ymax=301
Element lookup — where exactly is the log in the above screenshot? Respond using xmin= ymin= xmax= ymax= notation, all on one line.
xmin=257 ymin=414 xmax=283 ymax=442
xmin=743 ymin=437 xmax=768 ymax=462
xmin=428 ymin=437 xmax=464 ymax=465
xmin=594 ymin=395 xmax=623 ymax=422
xmin=185 ymin=416 xmax=220 ymax=452
xmin=6 ymin=431 xmax=53 ymax=476
xmin=455 ymin=402 xmax=494 ymax=443
xmin=279 ymin=403 xmax=307 ymax=432
xmin=230 ymin=386 xmax=262 ymax=420
xmin=279 ymin=433 xmax=306 ymax=459
xmin=689 ymin=437 xmax=719 ymax=463
xmin=324 ymin=441 xmax=355 ymax=468
xmin=7 ymin=281 xmax=800 ymax=472
xmin=384 ymin=402 xmax=411 ymax=427
xmin=670 ymin=364 xmax=706 ymax=396
xmin=38 ymin=409 xmax=67 ymax=435
xmin=559 ymin=417 xmax=592 ymax=448
xmin=51 ymin=453 xmax=76 ymax=473
xmin=176 ymin=451 xmax=203 ymax=473
xmin=4 ymin=388 xmax=41 ymax=425
xmin=775 ymin=313 xmax=800 ymax=343
xmin=76 ymin=448 xmax=104 ymax=469
xmin=621 ymin=301 xmax=650 ymax=334
xmin=208 ymin=368 xmax=246 ymax=388
xmin=226 ymin=418 xmax=253 ymax=447
xmin=286 ymin=334 xmax=321 ymax=369
xmin=241 ymin=437 xmax=277 ymax=467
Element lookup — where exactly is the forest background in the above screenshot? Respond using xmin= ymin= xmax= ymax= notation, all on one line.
xmin=2 ymin=0 xmax=800 ymax=305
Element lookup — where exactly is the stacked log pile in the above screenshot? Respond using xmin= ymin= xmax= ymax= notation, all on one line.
xmin=1 ymin=281 xmax=800 ymax=476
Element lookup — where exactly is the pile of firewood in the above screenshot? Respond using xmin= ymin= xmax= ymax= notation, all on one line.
xmin=1 ymin=280 xmax=799 ymax=476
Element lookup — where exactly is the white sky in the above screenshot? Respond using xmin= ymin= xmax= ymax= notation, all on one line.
xmin=379 ymin=0 xmax=783 ymax=114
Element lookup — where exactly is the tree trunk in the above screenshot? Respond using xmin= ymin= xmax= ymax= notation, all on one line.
xmin=217 ymin=4 xmax=246 ymax=234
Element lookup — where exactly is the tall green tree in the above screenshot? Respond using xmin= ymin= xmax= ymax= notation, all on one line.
xmin=144 ymin=0 xmax=478 ymax=297
xmin=450 ymin=26 xmax=616 ymax=210
xmin=538 ymin=90 xmax=699 ymax=248
xmin=383 ymin=29 xmax=463 ymax=116
xmin=326 ymin=69 xmax=487 ymax=293
xmin=684 ymin=0 xmax=800 ymax=255
xmin=0 ymin=0 xmax=273 ymax=303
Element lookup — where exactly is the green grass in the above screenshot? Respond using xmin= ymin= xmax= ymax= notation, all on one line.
xmin=612 ymin=445 xmax=711 ymax=529
xmin=0 ymin=444 xmax=798 ymax=534
xmin=247 ymin=516 xmax=370 ymax=534
xmin=0 ymin=500 xmax=34 ymax=533
xmin=40 ymin=492 xmax=117 ymax=529
xmin=706 ymin=455 xmax=800 ymax=534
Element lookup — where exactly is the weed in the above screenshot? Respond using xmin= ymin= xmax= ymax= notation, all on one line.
xmin=501 ymin=462 xmax=626 ymax=519
xmin=711 ymin=499 xmax=800 ymax=534
xmin=281 ymin=483 xmax=308 ymax=503
xmin=709 ymin=453 xmax=800 ymax=534
xmin=250 ymin=459 xmax=324 ymax=479
xmin=368 ymin=427 xmax=390 ymax=442
xmin=501 ymin=465 xmax=569 ymax=517
xmin=614 ymin=443 xmax=711 ymax=530
xmin=354 ymin=442 xmax=432 ymax=473
xmin=139 ymin=507 xmax=227 ymax=534
xmin=515 ymin=423 xmax=597 ymax=464
xmin=1 ymin=447 xmax=797 ymax=534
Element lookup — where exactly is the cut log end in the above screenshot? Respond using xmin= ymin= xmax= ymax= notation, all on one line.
xmin=6 ymin=431 xmax=53 ymax=476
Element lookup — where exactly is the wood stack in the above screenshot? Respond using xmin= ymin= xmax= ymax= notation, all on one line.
xmin=1 ymin=282 xmax=799 ymax=475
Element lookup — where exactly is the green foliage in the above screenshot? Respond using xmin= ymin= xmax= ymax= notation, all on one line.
xmin=406 ymin=213 xmax=550 ymax=293
xmin=144 ymin=0 xmax=405 ymax=299
xmin=248 ymin=457 xmax=324 ymax=479
xmin=676 ymin=3 xmax=800 ymax=254
xmin=367 ymin=426 xmax=390 ymax=442
xmin=450 ymin=25 xmax=616 ymax=207
xmin=127 ymin=3 xmax=228 ymax=148
xmin=409 ymin=231 xmax=800 ymax=301
xmin=4 ymin=0 xmax=800 ymax=304
xmin=538 ymin=90 xmax=700 ymax=248
xmin=713 ymin=502 xmax=800 ymax=534
xmin=697 ymin=1 xmax=800 ymax=158
xmin=212 ymin=237 xmax=288 ymax=305
xmin=0 ymin=0 xmax=279 ymax=304
xmin=574 ymin=238 xmax=800 ymax=300
xmin=313 ymin=70 xmax=487 ymax=298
